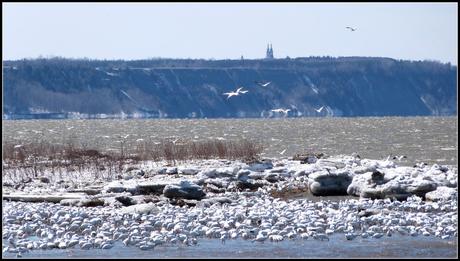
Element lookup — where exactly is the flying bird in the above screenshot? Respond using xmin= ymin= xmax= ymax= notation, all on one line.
xmin=255 ymin=81 xmax=272 ymax=87
xmin=223 ymin=91 xmax=240 ymax=99
xmin=346 ymin=26 xmax=357 ymax=31
xmin=237 ymin=87 xmax=249 ymax=94
xmin=223 ymin=87 xmax=249 ymax=99
xmin=279 ymin=149 xmax=287 ymax=155
xmin=271 ymin=108 xmax=291 ymax=114
xmin=315 ymin=106 xmax=325 ymax=113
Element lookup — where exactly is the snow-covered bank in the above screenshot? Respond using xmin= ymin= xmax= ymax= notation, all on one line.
xmin=3 ymin=155 xmax=457 ymax=203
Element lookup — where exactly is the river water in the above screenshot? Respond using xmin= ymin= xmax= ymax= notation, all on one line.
xmin=2 ymin=235 xmax=457 ymax=259
xmin=2 ymin=116 xmax=458 ymax=167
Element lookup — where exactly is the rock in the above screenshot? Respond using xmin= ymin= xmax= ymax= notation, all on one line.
xmin=77 ymin=198 xmax=105 ymax=207
xmin=316 ymin=159 xmax=346 ymax=169
xmin=265 ymin=173 xmax=282 ymax=183
xmin=292 ymin=164 xmax=322 ymax=177
xmin=205 ymin=183 xmax=226 ymax=193
xmin=236 ymin=180 xmax=267 ymax=191
xmin=59 ymin=199 xmax=81 ymax=206
xmin=236 ymin=169 xmax=251 ymax=181
xmin=39 ymin=177 xmax=50 ymax=183
xmin=120 ymin=203 xmax=159 ymax=215
xmin=169 ymin=198 xmax=199 ymax=207
xmin=137 ymin=182 xmax=169 ymax=195
xmin=115 ymin=196 xmax=137 ymax=206
xmin=122 ymin=174 xmax=134 ymax=180
xmin=347 ymin=167 xmax=439 ymax=200
xmin=67 ymin=189 xmax=102 ymax=195
xmin=425 ymin=186 xmax=457 ymax=202
xmin=196 ymin=168 xmax=217 ymax=179
xmin=4 ymin=193 xmax=87 ymax=203
xmin=59 ymin=197 xmax=105 ymax=207
xmin=247 ymin=159 xmax=273 ymax=172
xmin=178 ymin=167 xmax=199 ymax=175
xmin=248 ymin=172 xmax=266 ymax=180
xmin=165 ymin=167 xmax=178 ymax=175
xmin=308 ymin=169 xmax=353 ymax=196
xmin=163 ymin=180 xmax=206 ymax=200
xmin=406 ymin=179 xmax=437 ymax=196
xmin=353 ymin=165 xmax=378 ymax=175
xmin=104 ymin=181 xmax=138 ymax=194
xmin=201 ymin=197 xmax=233 ymax=205
xmin=370 ymin=170 xmax=386 ymax=184
xmin=214 ymin=167 xmax=239 ymax=178
xmin=125 ymin=168 xmax=145 ymax=177
xmin=293 ymin=153 xmax=324 ymax=164
xmin=269 ymin=167 xmax=287 ymax=173
xmin=203 ymin=178 xmax=229 ymax=188
xmin=358 ymin=209 xmax=380 ymax=217
xmin=157 ymin=168 xmax=168 ymax=174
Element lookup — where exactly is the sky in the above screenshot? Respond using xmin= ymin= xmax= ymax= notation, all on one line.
xmin=3 ymin=2 xmax=458 ymax=64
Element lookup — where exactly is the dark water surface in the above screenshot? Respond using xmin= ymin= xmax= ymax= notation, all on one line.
xmin=2 ymin=116 xmax=458 ymax=166
xmin=2 ymin=235 xmax=457 ymax=259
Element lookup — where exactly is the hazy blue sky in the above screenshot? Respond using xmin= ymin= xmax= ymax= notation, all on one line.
xmin=3 ymin=3 xmax=458 ymax=64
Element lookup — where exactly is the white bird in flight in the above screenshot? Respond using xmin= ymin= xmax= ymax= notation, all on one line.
xmin=237 ymin=87 xmax=249 ymax=94
xmin=315 ymin=106 xmax=325 ymax=113
xmin=255 ymin=81 xmax=272 ymax=87
xmin=271 ymin=108 xmax=291 ymax=114
xmin=223 ymin=87 xmax=249 ymax=99
xmin=346 ymin=26 xmax=357 ymax=31
xmin=279 ymin=149 xmax=287 ymax=155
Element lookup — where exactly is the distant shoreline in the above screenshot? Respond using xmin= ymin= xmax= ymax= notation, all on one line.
xmin=3 ymin=114 xmax=458 ymax=121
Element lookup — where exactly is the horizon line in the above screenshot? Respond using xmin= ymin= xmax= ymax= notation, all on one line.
xmin=3 ymin=55 xmax=456 ymax=65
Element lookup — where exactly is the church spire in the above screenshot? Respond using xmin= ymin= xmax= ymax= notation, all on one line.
xmin=266 ymin=43 xmax=274 ymax=59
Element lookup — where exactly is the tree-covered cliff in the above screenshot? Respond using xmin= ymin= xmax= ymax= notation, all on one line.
xmin=3 ymin=57 xmax=457 ymax=119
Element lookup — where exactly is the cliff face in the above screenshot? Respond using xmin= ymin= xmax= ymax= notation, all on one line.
xmin=3 ymin=57 xmax=457 ymax=118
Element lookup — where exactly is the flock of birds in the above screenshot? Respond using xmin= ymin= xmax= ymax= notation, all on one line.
xmin=222 ymin=81 xmax=326 ymax=116
xmin=3 ymin=192 xmax=457 ymax=256
xmin=222 ymin=81 xmax=271 ymax=100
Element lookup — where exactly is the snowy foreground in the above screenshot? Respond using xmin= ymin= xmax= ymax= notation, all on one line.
xmin=2 ymin=155 xmax=458 ymax=256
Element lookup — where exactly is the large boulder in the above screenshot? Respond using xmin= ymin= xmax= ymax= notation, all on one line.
xmin=425 ymin=186 xmax=458 ymax=202
xmin=163 ymin=180 xmax=206 ymax=200
xmin=347 ymin=167 xmax=439 ymax=200
xmin=308 ymin=169 xmax=353 ymax=196
xmin=424 ymin=164 xmax=458 ymax=188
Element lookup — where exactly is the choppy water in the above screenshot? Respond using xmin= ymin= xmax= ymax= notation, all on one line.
xmin=2 ymin=116 xmax=458 ymax=167
xmin=2 ymin=235 xmax=457 ymax=259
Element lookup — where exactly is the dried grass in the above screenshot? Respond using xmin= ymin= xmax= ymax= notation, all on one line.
xmin=2 ymin=138 xmax=264 ymax=181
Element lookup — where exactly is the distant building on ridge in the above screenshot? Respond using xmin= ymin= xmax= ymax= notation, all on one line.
xmin=265 ymin=43 xmax=274 ymax=59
